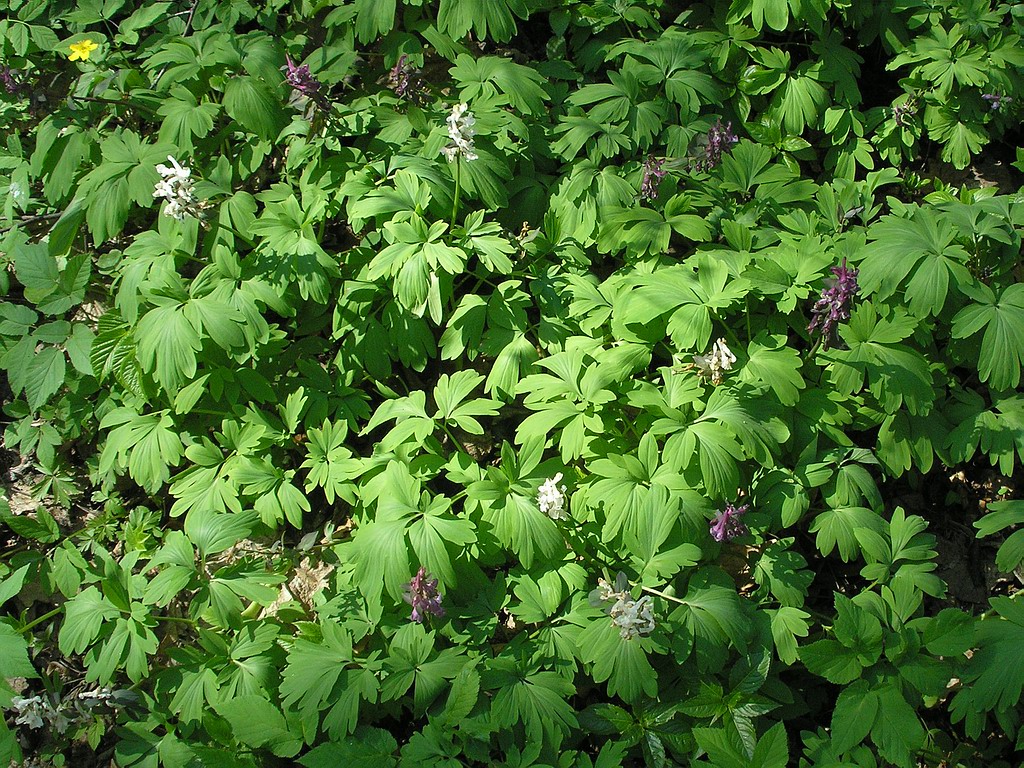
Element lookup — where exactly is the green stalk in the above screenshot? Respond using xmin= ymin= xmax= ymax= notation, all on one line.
xmin=451 ymin=157 xmax=461 ymax=228
xmin=19 ymin=606 xmax=62 ymax=634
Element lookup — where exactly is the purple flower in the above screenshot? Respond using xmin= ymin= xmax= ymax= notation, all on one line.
xmin=0 ymin=65 xmax=22 ymax=95
xmin=891 ymin=99 xmax=917 ymax=127
xmin=808 ymin=258 xmax=860 ymax=350
xmin=282 ymin=54 xmax=321 ymax=98
xmin=982 ymin=92 xmax=1012 ymax=112
xmin=402 ymin=566 xmax=445 ymax=623
xmin=710 ymin=502 xmax=750 ymax=542
xmin=387 ymin=54 xmax=423 ymax=101
xmin=639 ymin=156 xmax=667 ymax=201
xmin=693 ymin=119 xmax=738 ymax=173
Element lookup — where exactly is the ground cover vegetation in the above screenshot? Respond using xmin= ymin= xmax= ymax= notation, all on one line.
xmin=1 ymin=0 xmax=1024 ymax=765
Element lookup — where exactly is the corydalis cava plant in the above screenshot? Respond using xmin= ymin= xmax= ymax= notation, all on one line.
xmin=403 ymin=566 xmax=444 ymax=623
xmin=639 ymin=156 xmax=667 ymax=201
xmin=441 ymin=103 xmax=478 ymax=162
xmin=537 ymin=473 xmax=568 ymax=520
xmin=589 ymin=573 xmax=656 ymax=640
xmin=710 ymin=502 xmax=749 ymax=542
xmin=282 ymin=55 xmax=322 ymax=99
xmin=692 ymin=119 xmax=738 ymax=173
xmin=153 ymin=156 xmax=205 ymax=222
xmin=808 ymin=258 xmax=860 ymax=350
xmin=693 ymin=338 xmax=736 ymax=385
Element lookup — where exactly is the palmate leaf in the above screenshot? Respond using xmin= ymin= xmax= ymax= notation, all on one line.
xmin=99 ymin=408 xmax=185 ymax=493
xmin=74 ymin=129 xmax=177 ymax=242
xmin=609 ymin=30 xmax=719 ymax=117
xmin=488 ymin=661 xmax=579 ymax=746
xmin=135 ymin=301 xmax=202 ymax=392
xmin=951 ymin=282 xmax=1024 ymax=390
xmin=437 ymin=0 xmax=529 ymax=42
xmin=158 ymin=86 xmax=219 ymax=153
xmin=615 ymin=256 xmax=746 ymax=350
xmin=672 ymin=575 xmax=748 ymax=654
xmin=353 ymin=0 xmax=396 ymax=43
xmin=223 ymin=76 xmax=286 ymax=141
xmin=450 ymin=55 xmax=548 ymax=115
xmin=740 ymin=333 xmax=805 ymax=405
xmin=769 ymin=65 xmax=829 ymax=135
xmin=810 ymin=506 xmax=885 ymax=562
xmin=828 ymin=305 xmax=935 ymax=416
xmin=952 ymin=596 xmax=1024 ymax=714
xmin=281 ymin=623 xmax=380 ymax=740
xmin=859 ymin=207 xmax=973 ymax=317
xmin=216 ymin=696 xmax=302 ymax=758
xmin=552 ymin=114 xmax=632 ymax=162
xmin=576 ymin=617 xmax=658 ymax=703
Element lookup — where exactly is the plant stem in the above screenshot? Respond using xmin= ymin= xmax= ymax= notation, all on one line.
xmin=451 ymin=158 xmax=461 ymax=228
xmin=19 ymin=606 xmax=62 ymax=633
xmin=640 ymin=585 xmax=687 ymax=605
xmin=154 ymin=614 xmax=196 ymax=625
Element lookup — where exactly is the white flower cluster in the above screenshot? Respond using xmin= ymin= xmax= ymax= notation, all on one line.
xmin=693 ymin=337 xmax=736 ymax=385
xmin=441 ymin=103 xmax=478 ymax=162
xmin=8 ymin=688 xmax=113 ymax=734
xmin=590 ymin=573 xmax=656 ymax=640
xmin=537 ymin=472 xmax=568 ymax=520
xmin=153 ymin=155 xmax=203 ymax=221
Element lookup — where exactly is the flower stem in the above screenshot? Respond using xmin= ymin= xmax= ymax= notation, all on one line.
xmin=451 ymin=158 xmax=461 ymax=228
xmin=640 ymin=585 xmax=686 ymax=605
xmin=19 ymin=606 xmax=62 ymax=634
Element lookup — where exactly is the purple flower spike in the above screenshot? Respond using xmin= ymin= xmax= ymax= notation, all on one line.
xmin=282 ymin=54 xmax=321 ymax=98
xmin=639 ymin=156 xmax=667 ymax=201
xmin=808 ymin=258 xmax=859 ymax=350
xmin=0 ymin=65 xmax=23 ymax=95
xmin=387 ymin=54 xmax=423 ymax=101
xmin=710 ymin=502 xmax=750 ymax=542
xmin=402 ymin=566 xmax=445 ymax=623
xmin=693 ymin=119 xmax=738 ymax=173
xmin=982 ymin=92 xmax=1012 ymax=112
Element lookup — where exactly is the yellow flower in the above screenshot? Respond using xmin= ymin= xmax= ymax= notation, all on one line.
xmin=68 ymin=39 xmax=98 ymax=62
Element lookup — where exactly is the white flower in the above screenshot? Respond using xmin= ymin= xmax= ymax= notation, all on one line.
xmin=153 ymin=155 xmax=203 ymax=221
xmin=538 ymin=472 xmax=568 ymax=520
xmin=441 ymin=102 xmax=478 ymax=162
xmin=693 ymin=337 xmax=736 ymax=385
xmin=10 ymin=695 xmax=49 ymax=730
xmin=609 ymin=594 xmax=656 ymax=640
xmin=589 ymin=572 xmax=656 ymax=640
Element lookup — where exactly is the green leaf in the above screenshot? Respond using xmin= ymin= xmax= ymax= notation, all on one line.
xmin=135 ymin=303 xmax=202 ymax=392
xmin=921 ymin=608 xmax=974 ymax=657
xmin=224 ymin=76 xmax=286 ymax=141
xmin=299 ymin=728 xmax=398 ymax=768
xmin=751 ymin=721 xmax=789 ymax=768
xmin=438 ymin=0 xmax=528 ymax=42
xmin=951 ymin=283 xmax=1024 ymax=391
xmin=741 ymin=334 xmax=805 ymax=405
xmin=870 ymin=682 xmax=925 ymax=766
xmin=577 ymin=617 xmax=658 ymax=703
xmin=439 ymin=665 xmax=480 ymax=727
xmin=24 ymin=346 xmax=65 ymax=410
xmin=217 ymin=696 xmax=302 ymax=758
xmin=799 ymin=639 xmax=864 ymax=684
xmin=769 ymin=607 xmax=810 ymax=665
xmin=354 ymin=0 xmax=396 ymax=43
xmin=58 ymin=586 xmax=120 ymax=656
xmin=810 ymin=506 xmax=883 ymax=562
xmin=0 ymin=624 xmax=37 ymax=680
xmin=830 ymin=680 xmax=878 ymax=754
